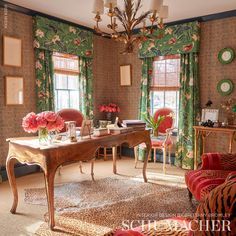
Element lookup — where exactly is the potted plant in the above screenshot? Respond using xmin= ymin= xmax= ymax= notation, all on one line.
xmin=144 ymin=113 xmax=165 ymax=137
xmin=99 ymin=103 xmax=120 ymax=121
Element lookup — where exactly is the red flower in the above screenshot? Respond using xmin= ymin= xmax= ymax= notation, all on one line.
xmin=38 ymin=92 xmax=47 ymax=98
xmin=99 ymin=103 xmax=120 ymax=113
xmin=85 ymin=50 xmax=92 ymax=56
xmin=168 ymin=38 xmax=177 ymax=45
xmin=148 ymin=69 xmax=153 ymax=75
xmin=74 ymin=39 xmax=80 ymax=45
xmin=36 ymin=115 xmax=47 ymax=128
xmin=157 ymin=33 xmax=164 ymax=39
xmin=22 ymin=112 xmax=65 ymax=133
xmin=22 ymin=112 xmax=38 ymax=133
xmin=183 ymin=44 xmax=193 ymax=52
xmin=158 ymin=23 xmax=164 ymax=29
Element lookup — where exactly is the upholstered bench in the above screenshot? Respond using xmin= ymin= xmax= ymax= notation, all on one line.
xmin=185 ymin=153 xmax=236 ymax=201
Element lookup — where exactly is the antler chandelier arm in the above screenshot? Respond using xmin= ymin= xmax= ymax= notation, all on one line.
xmin=92 ymin=0 xmax=168 ymax=54
xmin=132 ymin=0 xmax=142 ymax=20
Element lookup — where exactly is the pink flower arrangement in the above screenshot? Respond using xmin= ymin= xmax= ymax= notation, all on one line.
xmin=99 ymin=103 xmax=120 ymax=113
xmin=22 ymin=111 xmax=65 ymax=133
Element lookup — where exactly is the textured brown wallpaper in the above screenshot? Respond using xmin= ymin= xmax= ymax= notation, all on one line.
xmin=93 ymin=35 xmax=119 ymax=123
xmin=0 ymin=10 xmax=118 ymax=165
xmin=0 ymin=9 xmax=36 ymax=166
xmin=108 ymin=17 xmax=236 ymax=153
xmin=0 ymin=8 xmax=235 ymax=166
xmin=199 ymin=17 xmax=236 ymax=153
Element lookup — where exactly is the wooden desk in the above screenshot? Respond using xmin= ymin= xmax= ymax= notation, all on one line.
xmin=193 ymin=126 xmax=236 ymax=169
xmin=6 ymin=130 xmax=151 ymax=230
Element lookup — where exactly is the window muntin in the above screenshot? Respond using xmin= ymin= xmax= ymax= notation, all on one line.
xmin=53 ymin=53 xmax=80 ymax=111
xmin=150 ymin=90 xmax=179 ymax=127
xmin=150 ymin=55 xmax=180 ymax=127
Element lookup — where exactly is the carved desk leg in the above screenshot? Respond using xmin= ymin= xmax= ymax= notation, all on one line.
xmin=143 ymin=142 xmax=151 ymax=183
xmin=112 ymin=146 xmax=117 ymax=174
xmin=134 ymin=146 xmax=138 ymax=168
xmin=44 ymin=167 xmax=57 ymax=230
xmin=91 ymin=158 xmax=95 ymax=181
xmin=194 ymin=129 xmax=200 ymax=170
xmin=229 ymin=132 xmax=235 ymax=153
xmin=6 ymin=156 xmax=18 ymax=214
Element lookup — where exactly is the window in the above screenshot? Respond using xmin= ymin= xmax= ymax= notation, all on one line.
xmin=53 ymin=52 xmax=80 ymax=111
xmin=150 ymin=55 xmax=180 ymax=127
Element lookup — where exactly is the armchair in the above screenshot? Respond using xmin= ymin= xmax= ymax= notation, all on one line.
xmin=135 ymin=108 xmax=175 ymax=174
xmin=57 ymin=109 xmax=95 ymax=180
xmin=185 ymin=153 xmax=236 ymax=201
xmin=57 ymin=108 xmax=84 ymax=132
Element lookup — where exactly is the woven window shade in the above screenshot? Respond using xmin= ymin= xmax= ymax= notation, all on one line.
xmin=53 ymin=52 xmax=79 ymax=75
xmin=151 ymin=55 xmax=180 ymax=91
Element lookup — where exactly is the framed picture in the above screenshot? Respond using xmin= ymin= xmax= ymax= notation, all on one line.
xmin=120 ymin=64 xmax=131 ymax=86
xmin=201 ymin=109 xmax=219 ymax=122
xmin=217 ymin=79 xmax=234 ymax=96
xmin=80 ymin=119 xmax=93 ymax=139
xmin=5 ymin=76 xmax=24 ymax=105
xmin=218 ymin=47 xmax=235 ymax=64
xmin=3 ymin=35 xmax=22 ymax=67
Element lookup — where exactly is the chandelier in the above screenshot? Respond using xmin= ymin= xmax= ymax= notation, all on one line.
xmin=92 ymin=0 xmax=168 ymax=54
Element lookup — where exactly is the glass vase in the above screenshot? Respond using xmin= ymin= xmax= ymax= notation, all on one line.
xmin=38 ymin=128 xmax=50 ymax=146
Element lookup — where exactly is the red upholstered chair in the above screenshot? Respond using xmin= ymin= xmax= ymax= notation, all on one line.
xmin=135 ymin=108 xmax=175 ymax=174
xmin=185 ymin=153 xmax=236 ymax=202
xmin=57 ymin=109 xmax=92 ymax=177
xmin=151 ymin=108 xmax=175 ymax=173
xmin=57 ymin=108 xmax=84 ymax=132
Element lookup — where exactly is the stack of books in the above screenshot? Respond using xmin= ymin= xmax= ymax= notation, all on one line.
xmin=93 ymin=128 xmax=109 ymax=137
xmin=109 ymin=127 xmax=133 ymax=134
xmin=122 ymin=120 xmax=146 ymax=131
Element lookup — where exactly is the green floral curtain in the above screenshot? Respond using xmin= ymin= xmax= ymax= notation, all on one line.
xmin=139 ymin=21 xmax=200 ymax=58
xmin=33 ymin=15 xmax=94 ymax=114
xmin=33 ymin=16 xmax=93 ymax=58
xmin=35 ymin=49 xmax=54 ymax=112
xmin=175 ymin=53 xmax=200 ymax=169
xmin=139 ymin=57 xmax=154 ymax=120
xmin=137 ymin=57 xmax=154 ymax=161
xmin=79 ymin=57 xmax=94 ymax=119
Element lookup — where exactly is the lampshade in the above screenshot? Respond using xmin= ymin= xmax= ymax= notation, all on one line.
xmin=104 ymin=0 xmax=117 ymax=8
xmin=149 ymin=0 xmax=163 ymax=13
xmin=92 ymin=0 xmax=104 ymax=14
xmin=159 ymin=5 xmax=168 ymax=19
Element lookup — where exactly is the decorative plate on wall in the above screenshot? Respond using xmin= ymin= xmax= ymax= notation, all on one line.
xmin=218 ymin=48 xmax=235 ymax=64
xmin=217 ymin=79 xmax=234 ymax=96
